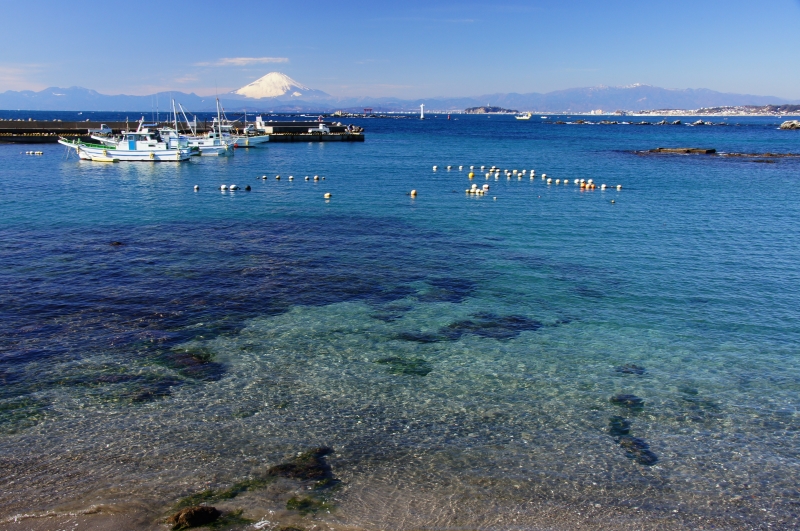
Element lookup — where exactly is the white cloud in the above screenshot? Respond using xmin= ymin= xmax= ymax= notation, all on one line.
xmin=195 ymin=57 xmax=289 ymax=67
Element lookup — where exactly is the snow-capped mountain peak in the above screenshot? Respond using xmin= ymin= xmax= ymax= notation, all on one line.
xmin=233 ymin=72 xmax=310 ymax=99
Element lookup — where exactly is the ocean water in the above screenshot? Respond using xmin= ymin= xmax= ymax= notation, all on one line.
xmin=1 ymin=114 xmax=799 ymax=530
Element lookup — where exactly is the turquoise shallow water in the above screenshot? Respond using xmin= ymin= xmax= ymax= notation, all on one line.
xmin=1 ymin=115 xmax=799 ymax=529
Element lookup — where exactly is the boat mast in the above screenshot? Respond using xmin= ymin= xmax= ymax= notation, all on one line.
xmin=172 ymin=99 xmax=179 ymax=133
xmin=216 ymin=98 xmax=222 ymax=138
xmin=178 ymin=103 xmax=196 ymax=136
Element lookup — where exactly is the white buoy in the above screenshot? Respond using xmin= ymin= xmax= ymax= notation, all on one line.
xmin=433 ymin=165 xmax=438 ymax=171
xmin=459 ymin=166 xmax=463 ymax=170
xmin=542 ymin=173 xmax=547 ymax=180
xmin=485 ymin=173 xmax=491 ymax=178
xmin=547 ymin=178 xmax=552 ymax=184
xmin=617 ymin=185 xmax=622 ymax=190
xmin=314 ymin=176 xmax=319 ymax=181
xmin=483 ymin=184 xmax=489 ymax=190
xmin=512 ymin=169 xmax=518 ymax=174
xmin=588 ymin=179 xmax=593 ymax=184
xmin=230 ymin=184 xmax=239 ymax=190
xmin=289 ymin=176 xmax=294 ymax=180
xmin=470 ymin=165 xmax=474 ymax=170
xmin=220 ymin=185 xmax=227 ymax=191
xmin=446 ymin=166 xmax=451 ymax=170
xmin=601 ymin=184 xmax=606 ymax=190
xmin=275 ymin=175 xmax=280 ymax=180
xmin=305 ymin=176 xmax=310 ymax=180
xmin=194 ymin=185 xmax=199 ymax=191
xmin=262 ymin=175 xmax=267 ymax=179
xmin=495 ymin=175 xmax=499 ymax=180
xmin=580 ymin=179 xmax=585 ymax=183
xmin=471 ymin=183 xmax=478 ymax=189
xmin=555 ymin=179 xmax=560 ymax=184
xmin=324 ymin=192 xmax=331 ymax=199
xmin=410 ymin=189 xmax=417 ymax=197
xmin=480 ymin=166 xmax=485 ymax=170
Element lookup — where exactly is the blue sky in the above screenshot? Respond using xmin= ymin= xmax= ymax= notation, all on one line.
xmin=1 ymin=0 xmax=799 ymax=99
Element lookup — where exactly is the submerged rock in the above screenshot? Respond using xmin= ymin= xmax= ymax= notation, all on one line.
xmin=267 ymin=447 xmax=334 ymax=480
xmin=608 ymin=415 xmax=631 ymax=438
xmin=610 ymin=394 xmax=645 ymax=409
xmin=417 ymin=277 xmax=476 ymax=303
xmin=394 ymin=331 xmax=442 ymax=343
xmin=286 ymin=496 xmax=330 ymax=515
xmin=619 ymin=436 xmax=658 ymax=466
xmin=615 ymin=364 xmax=645 ymax=375
xmin=376 ymin=356 xmax=432 ymax=376
xmin=167 ymin=505 xmax=221 ymax=530
xmin=440 ymin=313 xmax=542 ymax=341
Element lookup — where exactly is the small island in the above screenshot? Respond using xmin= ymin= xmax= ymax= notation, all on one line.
xmin=464 ymin=106 xmax=519 ymax=114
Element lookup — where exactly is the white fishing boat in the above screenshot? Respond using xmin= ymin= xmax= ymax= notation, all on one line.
xmin=232 ymin=110 xmax=269 ymax=147
xmin=180 ymin=99 xmax=236 ymax=156
xmin=515 ymin=112 xmax=532 ymax=120
xmin=59 ymin=119 xmax=191 ymax=161
xmin=233 ymin=124 xmax=269 ymax=147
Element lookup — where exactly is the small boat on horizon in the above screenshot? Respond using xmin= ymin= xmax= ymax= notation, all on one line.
xmin=515 ymin=112 xmax=532 ymax=120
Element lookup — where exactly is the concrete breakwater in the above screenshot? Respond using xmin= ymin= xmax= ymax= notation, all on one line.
xmin=0 ymin=120 xmax=362 ymax=143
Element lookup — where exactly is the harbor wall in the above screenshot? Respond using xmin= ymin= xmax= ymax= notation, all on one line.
xmin=0 ymin=120 xmax=354 ymax=143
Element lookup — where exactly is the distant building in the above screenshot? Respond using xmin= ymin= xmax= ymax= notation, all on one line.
xmin=589 ymin=109 xmax=604 ymax=115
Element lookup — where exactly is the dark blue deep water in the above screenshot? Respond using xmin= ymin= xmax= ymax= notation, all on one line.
xmin=1 ymin=113 xmax=799 ymax=529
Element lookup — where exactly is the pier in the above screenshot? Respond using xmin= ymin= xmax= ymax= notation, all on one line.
xmin=0 ymin=120 xmax=364 ymax=143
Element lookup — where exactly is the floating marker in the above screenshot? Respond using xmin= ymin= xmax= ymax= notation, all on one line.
xmin=220 ymin=184 xmax=227 ymax=191
xmin=305 ymin=176 xmax=310 ymax=181
xmin=230 ymin=184 xmax=239 ymax=190
xmin=275 ymin=175 xmax=280 ymax=180
xmin=459 ymin=166 xmax=463 ymax=170
xmin=262 ymin=175 xmax=267 ymax=179
xmin=245 ymin=185 xmax=251 ymax=191
xmin=601 ymin=184 xmax=606 ymax=190
xmin=324 ymin=192 xmax=331 ymax=199
xmin=617 ymin=185 xmax=622 ymax=190
xmin=469 ymin=172 xmax=475 ymax=178
xmin=410 ymin=189 xmax=417 ymax=197
xmin=555 ymin=179 xmax=560 ymax=184
xmin=433 ymin=165 xmax=438 ymax=171
xmin=547 ymin=178 xmax=552 ymax=184
xmin=194 ymin=185 xmax=199 ymax=191
xmin=289 ymin=176 xmax=294 ymax=180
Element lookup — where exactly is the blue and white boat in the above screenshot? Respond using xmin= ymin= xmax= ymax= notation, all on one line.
xmin=59 ymin=119 xmax=191 ymax=162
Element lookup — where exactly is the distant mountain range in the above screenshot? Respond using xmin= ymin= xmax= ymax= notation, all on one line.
xmin=0 ymin=73 xmax=796 ymax=113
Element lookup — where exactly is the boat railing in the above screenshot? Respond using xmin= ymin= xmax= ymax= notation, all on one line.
xmin=61 ymin=138 xmax=118 ymax=149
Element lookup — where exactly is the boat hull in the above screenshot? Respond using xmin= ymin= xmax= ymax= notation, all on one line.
xmin=233 ymin=134 xmax=269 ymax=147
xmin=59 ymin=139 xmax=191 ymax=161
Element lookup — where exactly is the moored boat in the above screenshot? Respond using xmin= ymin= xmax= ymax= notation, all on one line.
xmin=59 ymin=119 xmax=191 ymax=161
xmin=515 ymin=112 xmax=532 ymax=120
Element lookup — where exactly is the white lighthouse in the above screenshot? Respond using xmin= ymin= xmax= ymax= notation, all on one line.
xmin=420 ymin=104 xmax=425 ymax=120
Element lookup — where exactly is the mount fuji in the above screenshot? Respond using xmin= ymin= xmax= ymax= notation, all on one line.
xmin=0 ymin=72 xmax=796 ymax=112
xmin=230 ymin=72 xmax=330 ymax=100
